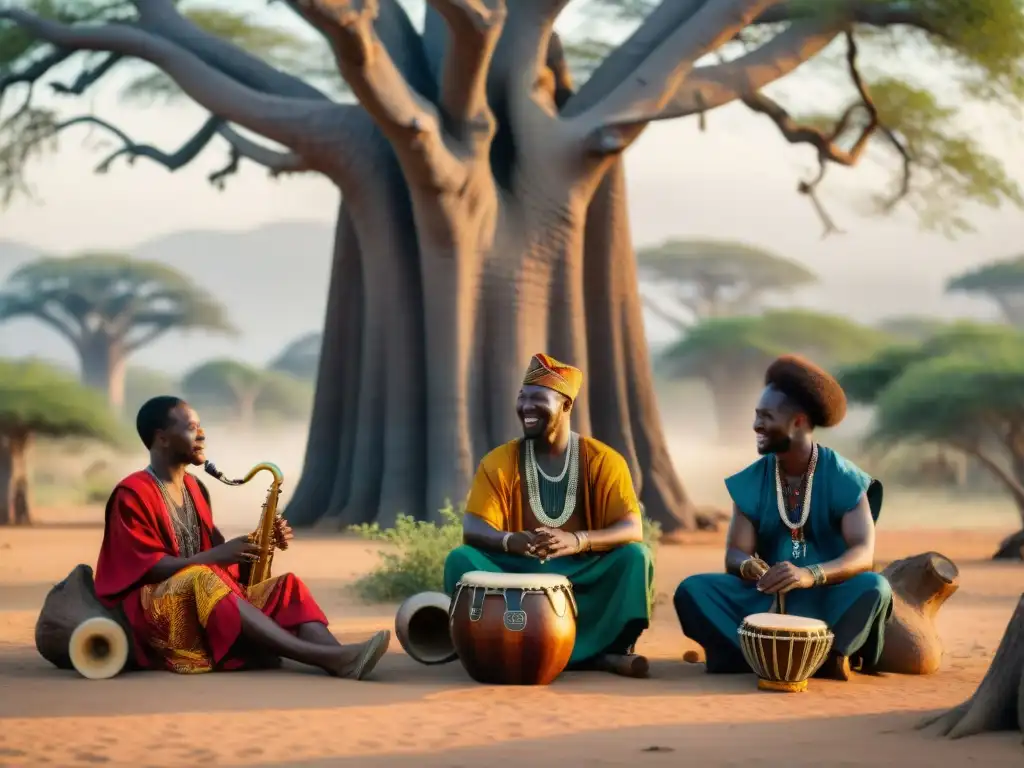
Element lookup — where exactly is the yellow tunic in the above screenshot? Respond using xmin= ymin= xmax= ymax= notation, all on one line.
xmin=465 ymin=436 xmax=641 ymax=532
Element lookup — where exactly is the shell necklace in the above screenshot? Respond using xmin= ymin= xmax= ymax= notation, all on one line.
xmin=524 ymin=433 xmax=580 ymax=528
xmin=774 ymin=443 xmax=818 ymax=561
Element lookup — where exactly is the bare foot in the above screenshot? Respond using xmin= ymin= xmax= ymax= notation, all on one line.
xmin=813 ymin=651 xmax=851 ymax=681
xmin=326 ymin=630 xmax=391 ymax=680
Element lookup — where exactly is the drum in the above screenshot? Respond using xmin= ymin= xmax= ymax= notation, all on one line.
xmin=738 ymin=612 xmax=834 ymax=693
xmin=449 ymin=570 xmax=577 ymax=685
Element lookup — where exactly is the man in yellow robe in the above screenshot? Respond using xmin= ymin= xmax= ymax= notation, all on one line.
xmin=444 ymin=353 xmax=655 ymax=677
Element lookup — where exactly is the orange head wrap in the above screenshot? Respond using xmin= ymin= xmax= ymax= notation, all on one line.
xmin=522 ymin=353 xmax=583 ymax=403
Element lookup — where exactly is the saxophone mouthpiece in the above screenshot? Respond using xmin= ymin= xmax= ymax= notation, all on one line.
xmin=203 ymin=461 xmax=223 ymax=479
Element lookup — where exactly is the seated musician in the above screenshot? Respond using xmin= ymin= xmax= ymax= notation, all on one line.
xmin=444 ymin=353 xmax=655 ymax=677
xmin=94 ymin=396 xmax=391 ymax=679
xmin=673 ymin=355 xmax=893 ymax=681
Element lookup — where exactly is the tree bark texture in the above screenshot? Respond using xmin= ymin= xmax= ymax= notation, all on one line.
xmin=4 ymin=0 xmax=852 ymax=532
xmin=0 ymin=432 xmax=31 ymax=526
xmin=917 ymin=594 xmax=1024 ymax=741
xmin=876 ymin=552 xmax=960 ymax=676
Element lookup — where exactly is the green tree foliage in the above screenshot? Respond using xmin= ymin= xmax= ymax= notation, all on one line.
xmin=874 ymin=315 xmax=952 ymax=342
xmin=660 ymin=309 xmax=890 ymax=440
xmin=637 ymin=239 xmax=817 ymax=331
xmin=268 ymin=332 xmax=321 ymax=382
xmin=0 ymin=357 xmax=122 ymax=524
xmin=182 ymin=358 xmax=313 ymax=425
xmin=0 ymin=253 xmax=234 ymax=411
xmin=946 ymin=254 xmax=1024 ymax=327
xmin=838 ymin=323 xmax=1024 ymax=550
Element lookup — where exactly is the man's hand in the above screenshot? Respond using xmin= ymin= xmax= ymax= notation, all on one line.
xmin=757 ymin=562 xmax=814 ymax=595
xmin=273 ymin=517 xmax=294 ymax=551
xmin=203 ymin=535 xmax=261 ymax=566
xmin=504 ymin=531 xmax=537 ymax=556
xmin=531 ymin=527 xmax=580 ymax=559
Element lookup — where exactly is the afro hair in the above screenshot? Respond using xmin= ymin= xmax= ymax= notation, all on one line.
xmin=764 ymin=354 xmax=847 ymax=429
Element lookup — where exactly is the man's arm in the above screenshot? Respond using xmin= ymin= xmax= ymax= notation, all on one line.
xmin=814 ymin=493 xmax=875 ymax=584
xmin=724 ymin=504 xmax=758 ymax=576
xmin=584 ymin=513 xmax=643 ymax=551
xmin=463 ymin=514 xmax=536 ymax=556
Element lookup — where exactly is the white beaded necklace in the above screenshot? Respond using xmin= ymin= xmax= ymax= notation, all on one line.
xmin=774 ymin=443 xmax=818 ymax=561
xmin=524 ymin=433 xmax=580 ymax=528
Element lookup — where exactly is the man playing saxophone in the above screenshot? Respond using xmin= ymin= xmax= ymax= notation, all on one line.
xmin=94 ymin=396 xmax=391 ymax=678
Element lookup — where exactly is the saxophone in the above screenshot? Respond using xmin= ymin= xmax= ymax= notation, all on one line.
xmin=204 ymin=460 xmax=285 ymax=589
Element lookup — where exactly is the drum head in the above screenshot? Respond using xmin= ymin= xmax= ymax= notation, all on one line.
xmin=743 ymin=612 xmax=828 ymax=631
xmin=458 ymin=570 xmax=571 ymax=590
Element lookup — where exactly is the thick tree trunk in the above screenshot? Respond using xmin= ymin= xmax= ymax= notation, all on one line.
xmin=79 ymin=334 xmax=126 ymax=412
xmin=918 ymin=593 xmax=1024 ymax=739
xmin=876 ymin=552 xmax=960 ymax=675
xmin=0 ymin=431 xmax=31 ymax=526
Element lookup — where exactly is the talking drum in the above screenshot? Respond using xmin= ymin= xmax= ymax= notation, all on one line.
xmin=449 ymin=570 xmax=577 ymax=685
xmin=738 ymin=612 xmax=834 ymax=693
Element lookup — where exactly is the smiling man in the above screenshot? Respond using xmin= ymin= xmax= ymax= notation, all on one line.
xmin=94 ymin=396 xmax=390 ymax=679
xmin=672 ymin=355 xmax=892 ymax=681
xmin=443 ymin=353 xmax=654 ymax=677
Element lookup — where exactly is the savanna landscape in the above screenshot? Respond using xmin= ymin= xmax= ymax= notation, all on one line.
xmin=2 ymin=0 xmax=1024 ymax=766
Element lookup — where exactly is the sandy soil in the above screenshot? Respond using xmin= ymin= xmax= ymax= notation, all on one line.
xmin=1 ymin=512 xmax=1021 ymax=767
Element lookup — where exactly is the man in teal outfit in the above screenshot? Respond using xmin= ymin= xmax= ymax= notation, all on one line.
xmin=674 ymin=354 xmax=892 ymax=681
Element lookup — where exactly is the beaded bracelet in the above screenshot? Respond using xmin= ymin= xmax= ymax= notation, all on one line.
xmin=808 ymin=563 xmax=827 ymax=586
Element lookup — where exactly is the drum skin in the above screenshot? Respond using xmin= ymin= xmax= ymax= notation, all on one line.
xmin=450 ymin=587 xmax=576 ymax=685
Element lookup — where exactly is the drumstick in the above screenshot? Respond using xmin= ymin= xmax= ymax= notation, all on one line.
xmin=778 ymin=593 xmax=787 ymax=615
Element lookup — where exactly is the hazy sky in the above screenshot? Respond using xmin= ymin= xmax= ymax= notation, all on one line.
xmin=3 ymin=1 xmax=1023 ymax=326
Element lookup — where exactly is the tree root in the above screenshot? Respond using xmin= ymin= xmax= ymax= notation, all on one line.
xmin=918 ymin=594 xmax=1024 ymax=740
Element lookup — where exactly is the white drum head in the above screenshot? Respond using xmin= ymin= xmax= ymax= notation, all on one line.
xmin=743 ymin=613 xmax=828 ymax=632
xmin=458 ymin=570 xmax=571 ymax=590
xmin=69 ymin=617 xmax=130 ymax=680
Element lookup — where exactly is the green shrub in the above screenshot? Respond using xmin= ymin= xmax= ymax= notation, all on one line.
xmin=350 ymin=503 xmax=662 ymax=603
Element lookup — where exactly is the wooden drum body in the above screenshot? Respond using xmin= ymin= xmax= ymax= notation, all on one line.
xmin=738 ymin=612 xmax=834 ymax=693
xmin=449 ymin=571 xmax=577 ymax=686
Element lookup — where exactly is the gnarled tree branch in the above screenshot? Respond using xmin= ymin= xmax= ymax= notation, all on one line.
xmin=0 ymin=8 xmax=344 ymax=153
xmin=287 ymin=0 xmax=466 ymax=191
xmin=426 ymin=0 xmax=506 ymax=150
xmin=209 ymin=125 xmax=311 ymax=190
xmin=578 ymin=0 xmax=782 ymax=156
xmin=50 ymin=53 xmax=123 ymax=96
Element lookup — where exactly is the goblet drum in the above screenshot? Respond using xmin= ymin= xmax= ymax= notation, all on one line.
xmin=738 ymin=612 xmax=834 ymax=693
xmin=449 ymin=570 xmax=577 ymax=685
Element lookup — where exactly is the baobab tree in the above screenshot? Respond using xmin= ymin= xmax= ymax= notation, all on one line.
xmin=1 ymin=1 xmax=1022 ymax=530
xmin=947 ymin=254 xmax=1024 ymax=327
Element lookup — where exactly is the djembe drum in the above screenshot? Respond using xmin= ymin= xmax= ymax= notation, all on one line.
xmin=738 ymin=612 xmax=834 ymax=693
xmin=449 ymin=570 xmax=577 ymax=685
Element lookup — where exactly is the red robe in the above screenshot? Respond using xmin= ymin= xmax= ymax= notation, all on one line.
xmin=94 ymin=470 xmax=327 ymax=673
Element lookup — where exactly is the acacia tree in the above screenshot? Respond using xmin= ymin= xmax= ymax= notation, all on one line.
xmin=637 ymin=239 xmax=817 ymax=332
xmin=2 ymin=1 xmax=1022 ymax=530
xmin=839 ymin=324 xmax=1024 ymax=560
xmin=947 ymin=255 xmax=1024 ymax=327
xmin=182 ymin=359 xmax=314 ymax=426
xmin=269 ymin=331 xmax=323 ymax=381
xmin=659 ymin=309 xmax=889 ymax=441
xmin=0 ymin=253 xmax=234 ymax=411
xmin=0 ymin=359 xmax=121 ymax=525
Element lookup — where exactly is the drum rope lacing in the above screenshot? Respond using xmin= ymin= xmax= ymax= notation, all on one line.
xmin=524 ymin=432 xmax=580 ymax=528
xmin=774 ymin=442 xmax=818 ymax=560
